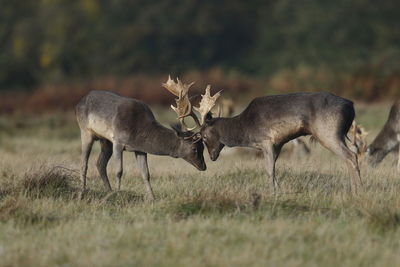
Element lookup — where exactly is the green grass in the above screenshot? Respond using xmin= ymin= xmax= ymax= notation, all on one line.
xmin=0 ymin=103 xmax=399 ymax=266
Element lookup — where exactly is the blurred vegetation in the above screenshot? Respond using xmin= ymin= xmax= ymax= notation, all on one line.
xmin=0 ymin=0 xmax=399 ymax=110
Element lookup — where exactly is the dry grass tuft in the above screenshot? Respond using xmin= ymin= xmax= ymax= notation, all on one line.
xmin=20 ymin=165 xmax=77 ymax=199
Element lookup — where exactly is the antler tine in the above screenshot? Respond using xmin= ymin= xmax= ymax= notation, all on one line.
xmin=194 ymin=85 xmax=222 ymax=125
xmin=162 ymin=75 xmax=201 ymax=131
xmin=162 ymin=75 xmax=180 ymax=97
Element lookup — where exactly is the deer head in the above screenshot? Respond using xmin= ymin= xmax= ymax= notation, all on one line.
xmin=170 ymin=123 xmax=206 ymax=171
xmin=162 ymin=76 xmax=212 ymax=170
xmin=163 ymin=76 xmax=224 ymax=161
xmin=194 ymin=86 xmax=224 ymax=161
xmin=162 ymin=76 xmax=222 ymax=130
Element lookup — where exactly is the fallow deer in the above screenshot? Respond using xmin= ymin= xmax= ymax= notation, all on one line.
xmin=366 ymin=100 xmax=400 ymax=169
xmin=167 ymin=82 xmax=363 ymax=193
xmin=215 ymin=97 xmax=312 ymax=159
xmin=76 ymin=84 xmax=206 ymax=200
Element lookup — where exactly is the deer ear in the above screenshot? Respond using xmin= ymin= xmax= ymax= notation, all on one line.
xmin=205 ymin=112 xmax=213 ymax=123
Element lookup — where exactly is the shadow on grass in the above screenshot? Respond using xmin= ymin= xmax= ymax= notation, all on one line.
xmin=170 ymin=193 xmax=339 ymax=220
xmin=0 ymin=196 xmax=60 ymax=227
xmin=172 ymin=197 xmax=244 ymax=220
xmin=281 ymin=170 xmax=348 ymax=193
xmin=84 ymin=190 xmax=144 ymax=206
xmin=356 ymin=203 xmax=400 ymax=233
xmin=364 ymin=210 xmax=400 ymax=233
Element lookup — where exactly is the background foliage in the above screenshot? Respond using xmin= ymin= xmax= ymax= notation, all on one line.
xmin=0 ymin=0 xmax=399 ymax=110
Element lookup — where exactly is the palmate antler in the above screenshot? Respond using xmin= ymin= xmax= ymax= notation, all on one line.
xmin=194 ymin=85 xmax=222 ymax=125
xmin=162 ymin=76 xmax=200 ymax=130
xmin=162 ymin=76 xmax=222 ymax=130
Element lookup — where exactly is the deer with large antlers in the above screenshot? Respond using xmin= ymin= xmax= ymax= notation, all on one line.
xmin=76 ymin=86 xmax=206 ymax=200
xmin=168 ymin=80 xmax=363 ymax=193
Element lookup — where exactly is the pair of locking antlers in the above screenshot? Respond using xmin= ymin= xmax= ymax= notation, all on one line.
xmin=162 ymin=76 xmax=222 ymax=130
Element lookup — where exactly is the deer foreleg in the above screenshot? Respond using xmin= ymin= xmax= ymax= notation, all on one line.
xmin=262 ymin=142 xmax=282 ymax=193
xmin=79 ymin=131 xmax=94 ymax=199
xmin=113 ymin=143 xmax=124 ymax=190
xmin=135 ymin=151 xmax=155 ymax=201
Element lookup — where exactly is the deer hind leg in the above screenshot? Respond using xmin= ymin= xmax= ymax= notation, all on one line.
xmin=96 ymin=139 xmax=113 ymax=191
xmin=135 ymin=151 xmax=155 ymax=201
xmin=262 ymin=142 xmax=282 ymax=193
xmin=317 ymin=134 xmax=362 ymax=194
xmin=79 ymin=130 xmax=95 ymax=198
xmin=113 ymin=143 xmax=124 ymax=190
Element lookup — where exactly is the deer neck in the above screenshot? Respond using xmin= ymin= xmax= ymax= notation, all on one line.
xmin=214 ymin=117 xmax=249 ymax=147
xmin=371 ymin=125 xmax=398 ymax=152
xmin=142 ymin=123 xmax=181 ymax=157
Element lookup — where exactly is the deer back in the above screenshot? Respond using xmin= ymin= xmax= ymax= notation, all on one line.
xmin=234 ymin=92 xmax=354 ymax=144
xmin=76 ymin=90 xmax=157 ymax=144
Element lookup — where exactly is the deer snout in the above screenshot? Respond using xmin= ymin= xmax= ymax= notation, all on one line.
xmin=210 ymin=151 xmax=220 ymax=161
xmin=192 ymin=159 xmax=207 ymax=171
xmin=198 ymin=162 xmax=207 ymax=171
xmin=198 ymin=155 xmax=207 ymax=171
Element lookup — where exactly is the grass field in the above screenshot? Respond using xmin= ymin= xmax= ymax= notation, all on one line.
xmin=0 ymin=103 xmax=399 ymax=267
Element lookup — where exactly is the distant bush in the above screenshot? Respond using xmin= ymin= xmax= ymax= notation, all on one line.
xmin=0 ymin=70 xmax=398 ymax=114
xmin=1 ymin=0 xmax=400 ymax=89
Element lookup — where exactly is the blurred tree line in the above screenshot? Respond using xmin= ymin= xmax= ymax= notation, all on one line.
xmin=1 ymin=0 xmax=399 ymax=90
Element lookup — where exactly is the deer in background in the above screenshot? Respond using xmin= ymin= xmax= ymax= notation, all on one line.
xmin=365 ymin=100 xmax=400 ymax=169
xmin=290 ymin=138 xmax=311 ymax=158
xmin=166 ymin=81 xmax=363 ymax=193
xmin=76 ymin=85 xmax=206 ymax=200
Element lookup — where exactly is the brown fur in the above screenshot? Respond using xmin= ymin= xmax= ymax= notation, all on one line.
xmin=200 ymin=92 xmax=362 ymax=193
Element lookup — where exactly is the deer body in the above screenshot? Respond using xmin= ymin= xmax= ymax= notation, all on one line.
xmin=76 ymin=90 xmax=206 ymax=200
xmin=201 ymin=92 xmax=362 ymax=192
xmin=366 ymin=100 xmax=400 ymax=169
